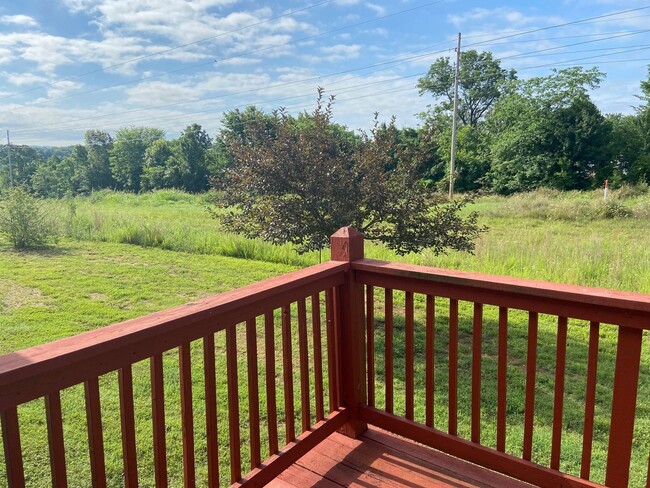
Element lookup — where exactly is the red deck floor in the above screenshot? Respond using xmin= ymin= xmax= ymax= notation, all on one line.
xmin=268 ymin=426 xmax=531 ymax=487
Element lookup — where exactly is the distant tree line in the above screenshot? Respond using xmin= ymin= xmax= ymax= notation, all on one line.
xmin=1 ymin=54 xmax=649 ymax=197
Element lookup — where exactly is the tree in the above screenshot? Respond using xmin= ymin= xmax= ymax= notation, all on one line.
xmin=177 ymin=123 xmax=212 ymax=192
xmin=633 ymin=66 xmax=650 ymax=183
xmin=110 ymin=127 xmax=165 ymax=191
xmin=85 ymin=130 xmax=114 ymax=190
xmin=141 ymin=139 xmax=177 ymax=191
xmin=0 ymin=187 xmax=57 ymax=249
xmin=485 ymin=67 xmax=610 ymax=193
xmin=417 ymin=50 xmax=516 ymax=127
xmin=212 ymin=91 xmax=482 ymax=255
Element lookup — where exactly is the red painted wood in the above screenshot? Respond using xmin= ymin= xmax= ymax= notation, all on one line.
xmin=1 ymin=406 xmax=25 ymax=488
xmin=118 ymin=366 xmax=138 ymax=488
xmin=311 ymin=294 xmax=325 ymax=422
xmin=246 ymin=318 xmax=261 ymax=468
xmin=471 ymin=303 xmax=483 ymax=444
xmin=551 ymin=316 xmax=568 ymax=471
xmin=580 ymin=321 xmax=600 ymax=480
xmin=282 ymin=304 xmax=295 ymax=443
xmin=45 ymin=391 xmax=68 ymax=487
xmin=352 ymin=259 xmax=650 ymax=330
xmin=264 ymin=311 xmax=279 ymax=455
xmin=84 ymin=378 xmax=106 ymax=488
xmin=425 ymin=295 xmax=435 ymax=428
xmin=179 ymin=343 xmax=195 ymax=487
xmin=523 ymin=312 xmax=538 ymax=461
xmin=385 ymin=288 xmax=394 ymax=415
xmin=226 ymin=325 xmax=242 ymax=483
xmin=333 ymin=263 xmax=367 ymax=438
xmin=359 ymin=406 xmax=603 ymax=488
xmin=150 ymin=354 xmax=167 ymax=488
xmin=298 ymin=299 xmax=311 ymax=433
xmin=325 ymin=289 xmax=339 ymax=411
xmin=330 ymin=227 xmax=364 ymax=262
xmin=605 ymin=326 xmax=643 ymax=487
xmin=496 ymin=306 xmax=508 ymax=453
xmin=449 ymin=298 xmax=458 ymax=436
xmin=405 ymin=291 xmax=414 ymax=421
xmin=0 ymin=262 xmax=346 ymax=412
xmin=234 ymin=408 xmax=349 ymax=488
xmin=203 ymin=335 xmax=219 ymax=487
xmin=366 ymin=285 xmax=375 ymax=409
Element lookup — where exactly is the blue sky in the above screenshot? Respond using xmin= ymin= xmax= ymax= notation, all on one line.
xmin=1 ymin=0 xmax=649 ymax=146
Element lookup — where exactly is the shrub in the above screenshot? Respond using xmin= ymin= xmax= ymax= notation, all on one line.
xmin=0 ymin=187 xmax=57 ymax=249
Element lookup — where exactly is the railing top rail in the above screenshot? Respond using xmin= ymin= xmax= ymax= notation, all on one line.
xmin=353 ymin=259 xmax=650 ymax=328
xmin=0 ymin=261 xmax=347 ymax=411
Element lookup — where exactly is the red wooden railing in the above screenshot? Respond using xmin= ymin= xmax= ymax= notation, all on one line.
xmin=0 ymin=227 xmax=648 ymax=487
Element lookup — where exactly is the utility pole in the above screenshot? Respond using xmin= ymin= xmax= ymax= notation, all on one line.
xmin=6 ymin=130 xmax=13 ymax=187
xmin=449 ymin=32 xmax=461 ymax=200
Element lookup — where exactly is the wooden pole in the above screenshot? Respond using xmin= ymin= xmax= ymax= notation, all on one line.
xmin=330 ymin=227 xmax=367 ymax=438
xmin=449 ymin=32 xmax=461 ymax=200
xmin=6 ymin=130 xmax=14 ymax=187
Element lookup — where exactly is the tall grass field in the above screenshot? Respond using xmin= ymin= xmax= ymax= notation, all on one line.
xmin=0 ymin=187 xmax=648 ymax=486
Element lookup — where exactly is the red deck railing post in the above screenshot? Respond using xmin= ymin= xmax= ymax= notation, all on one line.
xmin=331 ymin=227 xmax=368 ymax=438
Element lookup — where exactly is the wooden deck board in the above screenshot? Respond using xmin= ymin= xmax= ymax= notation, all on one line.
xmin=268 ymin=427 xmax=531 ymax=488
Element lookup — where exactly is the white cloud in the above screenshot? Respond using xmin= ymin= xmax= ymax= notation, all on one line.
xmin=0 ymin=15 xmax=39 ymax=27
xmin=365 ymin=3 xmax=386 ymax=16
xmin=2 ymin=72 xmax=49 ymax=86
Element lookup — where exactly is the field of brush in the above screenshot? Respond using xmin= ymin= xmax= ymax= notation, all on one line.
xmin=1 ymin=187 xmax=649 ymax=486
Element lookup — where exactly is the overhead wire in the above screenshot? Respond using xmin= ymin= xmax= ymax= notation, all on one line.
xmin=1 ymin=0 xmax=447 ymax=110
xmin=8 ymin=4 xmax=650 ymax=141
xmin=0 ymin=0 xmax=339 ymax=101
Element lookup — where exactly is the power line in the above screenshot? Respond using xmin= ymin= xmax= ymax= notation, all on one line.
xmin=16 ymin=26 xmax=650 ymax=134
xmin=0 ymin=0 xmax=338 ymax=101
xmin=1 ymin=0 xmax=447 ymax=110
xmin=9 ymin=5 xmax=650 ymax=141
xmin=14 ymin=73 xmax=426 ymax=137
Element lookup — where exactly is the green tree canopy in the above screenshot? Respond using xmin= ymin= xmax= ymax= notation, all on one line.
xmin=417 ymin=50 xmax=516 ymax=127
xmin=212 ymin=91 xmax=482 ymax=255
xmin=110 ymin=127 xmax=165 ymax=192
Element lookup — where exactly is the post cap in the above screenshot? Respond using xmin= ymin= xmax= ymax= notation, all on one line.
xmin=330 ymin=227 xmax=364 ymax=262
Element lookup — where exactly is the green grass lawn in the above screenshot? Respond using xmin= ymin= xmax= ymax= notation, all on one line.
xmin=0 ymin=188 xmax=648 ymax=486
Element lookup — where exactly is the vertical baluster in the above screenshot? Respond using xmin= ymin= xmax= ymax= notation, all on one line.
xmin=425 ymin=295 xmax=435 ymax=428
xmin=179 ymin=343 xmax=195 ymax=487
xmin=150 ymin=354 xmax=167 ymax=488
xmin=471 ymin=303 xmax=483 ymax=444
xmin=385 ymin=288 xmax=394 ymax=414
xmin=523 ymin=312 xmax=538 ymax=461
xmin=226 ymin=326 xmax=241 ymax=483
xmin=405 ymin=291 xmax=415 ymax=421
xmin=1 ymin=407 xmax=25 ymax=488
xmin=496 ymin=307 xmax=508 ymax=453
xmin=118 ymin=366 xmax=138 ymax=487
xmin=580 ymin=321 xmax=600 ymax=479
xmin=312 ymin=294 xmax=325 ymax=421
xmin=246 ymin=318 xmax=261 ymax=468
xmin=366 ymin=285 xmax=375 ymax=409
xmin=264 ymin=311 xmax=279 ymax=455
xmin=449 ymin=298 xmax=458 ymax=436
xmin=203 ymin=335 xmax=219 ymax=486
xmin=45 ymin=392 xmax=68 ymax=487
xmin=84 ymin=378 xmax=106 ymax=488
xmin=325 ymin=289 xmax=339 ymax=410
xmin=551 ymin=317 xmax=568 ymax=471
xmin=281 ymin=304 xmax=295 ymax=443
xmin=605 ymin=326 xmax=643 ymax=488
xmin=298 ymin=299 xmax=311 ymax=432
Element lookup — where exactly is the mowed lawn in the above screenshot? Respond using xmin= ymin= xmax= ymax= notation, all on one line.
xmin=0 ymin=190 xmax=649 ymax=486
